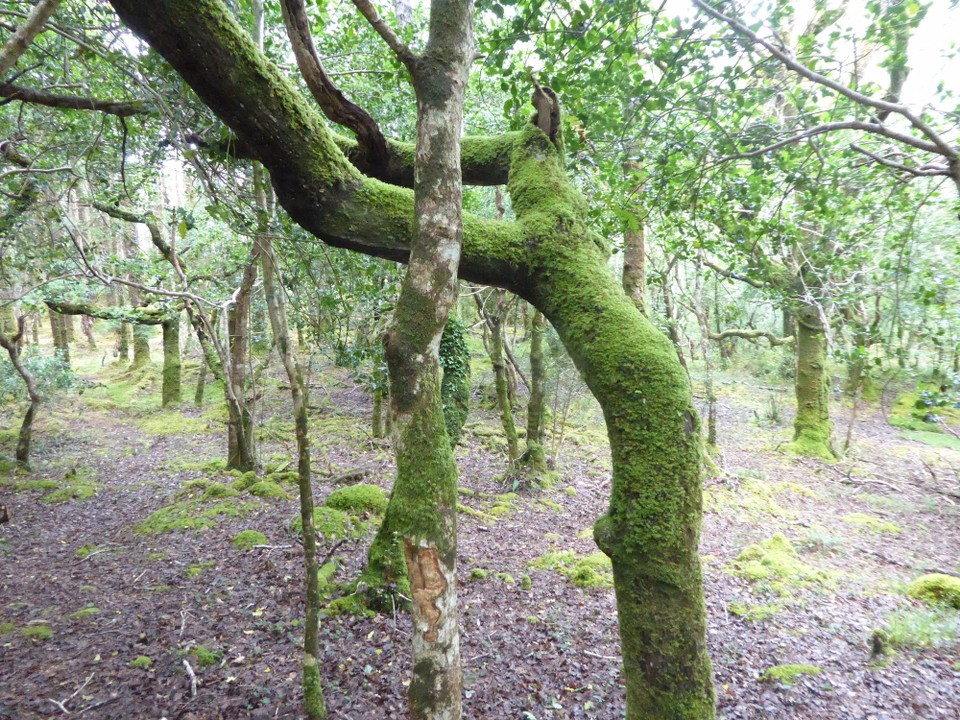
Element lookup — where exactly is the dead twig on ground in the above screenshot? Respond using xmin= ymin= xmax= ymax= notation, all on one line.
xmin=182 ymin=658 xmax=198 ymax=698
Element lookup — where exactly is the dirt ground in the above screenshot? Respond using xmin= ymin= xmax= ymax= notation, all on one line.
xmin=1 ymin=352 xmax=959 ymax=719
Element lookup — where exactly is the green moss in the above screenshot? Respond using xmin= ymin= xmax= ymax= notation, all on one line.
xmin=74 ymin=544 xmax=101 ymax=559
xmin=842 ymin=513 xmax=901 ymax=534
xmin=531 ymin=550 xmax=613 ymax=589
xmin=302 ymin=652 xmax=327 ymax=719
xmin=317 ymin=560 xmax=338 ymax=594
xmin=323 ymin=484 xmax=387 ymax=515
xmin=704 ymin=478 xmax=809 ymax=519
xmin=563 ymin=486 xmax=577 ymax=496
xmin=729 ymin=602 xmax=780 ymax=621
xmin=456 ymin=502 xmax=494 ymax=521
xmin=470 ymin=568 xmax=488 ymax=581
xmin=185 ymin=561 xmax=215 ymax=578
xmin=290 ymin=506 xmax=368 ymax=540
xmin=326 ymin=594 xmax=375 ymax=618
xmin=761 ymin=664 xmax=822 ymax=685
xmin=189 ymin=645 xmax=222 ymax=670
xmin=488 ymin=492 xmax=518 ymax=517
xmin=496 ymin=572 xmax=515 ymax=585
xmin=537 ymin=498 xmax=563 ymax=512
xmin=68 ymin=605 xmax=100 ymax=619
xmin=11 ymin=479 xmax=59 ymax=492
xmin=907 ymin=574 xmax=960 ymax=609
xmin=232 ymin=529 xmax=268 ymax=550
xmin=440 ymin=317 xmax=471 ymax=446
xmin=881 ymin=607 xmax=960 ymax=648
xmin=139 ymin=411 xmax=209 ymax=436
xmin=130 ymin=655 xmax=153 ymax=669
xmin=0 ymin=621 xmax=14 ymax=634
xmin=246 ymin=480 xmax=289 ymax=500
xmin=234 ymin=471 xmax=259 ymax=491
xmin=20 ymin=624 xmax=53 ymax=640
xmin=136 ymin=497 xmax=256 ymax=534
xmin=730 ymin=533 xmax=832 ymax=593
xmin=900 ymin=429 xmax=960 ymax=450
xmin=521 ymin=575 xmax=532 ymax=591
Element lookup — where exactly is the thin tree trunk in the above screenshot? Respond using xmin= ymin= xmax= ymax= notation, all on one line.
xmin=523 ymin=309 xmax=547 ymax=472
xmin=372 ymin=387 xmax=385 ymax=438
xmin=622 ymin=221 xmax=647 ymax=316
xmin=227 ymin=256 xmax=258 ymax=471
xmin=81 ymin=314 xmax=97 ymax=350
xmin=476 ymin=292 xmax=520 ymax=465
xmin=693 ymin=261 xmax=717 ymax=446
xmin=661 ymin=265 xmax=688 ymax=371
xmin=48 ymin=307 xmax=69 ymax=365
xmin=0 ymin=318 xmax=41 ymax=470
xmin=162 ymin=317 xmax=181 ymax=407
xmin=195 ymin=352 xmax=207 ymax=406
xmin=131 ymin=326 xmax=151 ymax=367
xmin=255 ymin=159 xmax=327 ymax=719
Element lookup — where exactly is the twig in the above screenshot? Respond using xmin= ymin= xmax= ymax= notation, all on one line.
xmin=48 ymin=699 xmax=70 ymax=714
xmin=584 ymin=650 xmax=620 ymax=661
xmin=47 ymin=672 xmax=95 ymax=714
xmin=251 ymin=544 xmax=293 ymax=551
xmin=182 ymin=659 xmax=198 ymax=698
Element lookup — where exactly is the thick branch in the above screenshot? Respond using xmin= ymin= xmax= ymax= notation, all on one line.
xmin=280 ymin=0 xmax=388 ymax=166
xmin=709 ymin=328 xmax=794 ymax=346
xmin=0 ymin=82 xmax=152 ymax=117
xmin=0 ymin=0 xmax=61 ymax=77
xmin=702 ymin=257 xmax=765 ymax=289
xmin=44 ymin=299 xmax=172 ymax=325
xmin=108 ymin=0 xmax=526 ymax=291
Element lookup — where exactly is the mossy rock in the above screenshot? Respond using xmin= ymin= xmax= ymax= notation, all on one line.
xmin=290 ymin=506 xmax=368 ymax=540
xmin=842 ymin=513 xmax=901 ymax=534
xmin=488 ymin=492 xmax=519 ymax=517
xmin=907 ymin=574 xmax=960 ymax=609
xmin=323 ymin=484 xmax=387 ymax=515
xmin=246 ymin=480 xmax=289 ymax=500
xmin=761 ymin=664 xmax=822 ymax=686
xmin=232 ymin=530 xmax=268 ymax=550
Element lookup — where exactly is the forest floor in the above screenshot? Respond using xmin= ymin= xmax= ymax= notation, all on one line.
xmin=1 ymin=346 xmax=959 ymax=719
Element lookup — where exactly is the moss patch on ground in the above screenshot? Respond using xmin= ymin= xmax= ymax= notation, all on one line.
xmin=139 ymin=411 xmax=210 ymax=436
xmin=761 ymin=664 xmax=822 ymax=685
xmin=232 ymin=530 xmax=268 ymax=550
xmin=19 ymin=624 xmax=53 ymax=641
xmin=67 ymin=605 xmax=100 ymax=619
xmin=290 ymin=506 xmax=369 ymax=540
xmin=530 ymin=550 xmax=613 ymax=589
xmin=136 ymin=494 xmax=256 ymax=534
xmin=130 ymin=655 xmax=153 ymax=669
xmin=841 ymin=513 xmax=901 ymax=534
xmin=705 ymin=478 xmax=814 ymax=519
xmin=730 ymin=533 xmax=833 ymax=594
xmin=324 ymin=484 xmax=387 ymax=515
xmin=907 ymin=574 xmax=960 ymax=609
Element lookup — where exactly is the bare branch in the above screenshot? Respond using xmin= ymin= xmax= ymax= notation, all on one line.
xmin=0 ymin=82 xmax=152 ymax=117
xmin=0 ymin=0 xmax=62 ymax=77
xmin=709 ymin=328 xmax=794 ymax=346
xmin=280 ymin=0 xmax=388 ymax=166
xmin=849 ymin=144 xmax=950 ymax=178
xmin=692 ymin=0 xmax=958 ymax=161
xmin=349 ymin=0 xmax=416 ymax=69
xmin=702 ymin=257 xmax=765 ymax=289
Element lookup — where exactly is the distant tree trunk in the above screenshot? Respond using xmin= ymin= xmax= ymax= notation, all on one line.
xmin=439 ymin=318 xmax=470 ymax=447
xmin=787 ymin=307 xmax=837 ymax=460
xmin=118 ymin=322 xmax=131 ymax=361
xmin=522 ymin=309 xmax=548 ymax=473
xmin=622 ymin=222 xmax=647 ymax=316
xmin=81 ymin=314 xmax=97 ymax=350
xmin=64 ymin=313 xmax=75 ymax=343
xmin=48 ymin=307 xmax=69 ymax=365
xmin=693 ymin=261 xmax=717 ymax=447
xmin=0 ymin=318 xmax=41 ymax=470
xmin=372 ymin=387 xmax=385 ymax=438
xmin=478 ymin=292 xmax=520 ymax=464
xmin=161 ymin=317 xmax=181 ymax=407
xmin=226 ymin=255 xmax=258 ymax=471
xmin=30 ymin=314 xmax=39 ymax=345
xmin=131 ymin=326 xmax=151 ymax=367
xmin=661 ymin=265 xmax=688 ymax=372
xmin=194 ymin=352 xmax=207 ymax=406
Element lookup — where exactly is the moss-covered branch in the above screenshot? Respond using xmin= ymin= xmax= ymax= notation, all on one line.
xmin=44 ymin=299 xmax=173 ymax=325
xmin=709 ymin=329 xmax=794 ymax=346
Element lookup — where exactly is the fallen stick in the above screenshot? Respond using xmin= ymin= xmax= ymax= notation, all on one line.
xmin=182 ymin=659 xmax=197 ymax=698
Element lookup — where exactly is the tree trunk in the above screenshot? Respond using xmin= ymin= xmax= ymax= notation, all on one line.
xmin=693 ymin=262 xmax=718 ymax=447
xmin=622 ymin=222 xmax=647 ymax=315
xmin=118 ymin=322 xmax=131 ymax=361
xmin=162 ymin=317 xmax=182 ymax=407
xmin=81 ymin=314 xmax=97 ymax=350
xmin=439 ymin=318 xmax=470 ymax=447
xmin=523 ymin=309 xmax=547 ymax=472
xmin=0 ymin=319 xmax=41 ymax=470
xmin=787 ymin=308 xmax=836 ymax=460
xmin=48 ymin=307 xmax=69 ymax=365
xmin=477 ymin=294 xmax=520 ymax=465
xmin=256 ymin=163 xmax=327 ymax=719
xmin=227 ymin=256 xmax=258 ymax=471
xmin=195 ymin=352 xmax=207 ymax=406
xmin=372 ymin=387 xmax=385 ymax=438
xmin=511 ymin=125 xmax=715 ymax=720
xmin=661 ymin=266 xmax=688 ymax=372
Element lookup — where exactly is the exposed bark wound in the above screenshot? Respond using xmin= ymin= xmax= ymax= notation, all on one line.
xmin=404 ymin=541 xmax=447 ymax=643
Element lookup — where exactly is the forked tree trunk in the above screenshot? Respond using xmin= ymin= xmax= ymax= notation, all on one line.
xmin=161 ymin=317 xmax=181 ymax=407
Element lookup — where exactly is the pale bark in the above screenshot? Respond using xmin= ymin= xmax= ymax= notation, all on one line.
xmin=0 ymin=0 xmax=62 ymax=77
xmin=0 ymin=317 xmax=41 ymax=469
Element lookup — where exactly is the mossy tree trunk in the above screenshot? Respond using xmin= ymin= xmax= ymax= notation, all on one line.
xmin=372 ymin=386 xmax=385 ymax=438
xmin=47 ymin=307 xmax=69 ymax=365
xmin=103 ymin=4 xmax=715 ymax=715
xmin=477 ymin=291 xmax=520 ymax=465
xmin=161 ymin=317 xmax=181 ymax=407
xmin=0 ymin=318 xmax=41 ymax=470
xmin=786 ymin=306 xmax=837 ymax=460
xmin=522 ymin=309 xmax=547 ymax=473
xmin=439 ymin=318 xmax=470 ymax=447
xmin=118 ymin=321 xmax=131 ymax=361
xmin=131 ymin=326 xmax=151 ymax=367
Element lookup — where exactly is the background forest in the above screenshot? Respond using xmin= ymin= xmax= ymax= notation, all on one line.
xmin=1 ymin=0 xmax=959 ymax=718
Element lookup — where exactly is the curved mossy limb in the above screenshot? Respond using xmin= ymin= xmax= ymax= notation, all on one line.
xmin=439 ymin=318 xmax=470 ymax=447
xmin=510 ymin=124 xmax=715 ymax=719
xmin=786 ymin=315 xmax=837 ymax=461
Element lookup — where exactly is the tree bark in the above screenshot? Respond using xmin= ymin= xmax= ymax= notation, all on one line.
xmin=0 ymin=318 xmax=41 ymax=470
xmin=47 ymin=307 xmax=69 ymax=365
xmin=161 ymin=317 xmax=181 ymax=407
xmin=477 ymin=292 xmax=520 ymax=465
xmin=787 ymin=308 xmax=837 ymax=460
xmin=81 ymin=314 xmax=97 ymax=350
xmin=0 ymin=0 xmax=62 ymax=76
xmin=439 ymin=318 xmax=470 ymax=447
xmin=226 ymin=256 xmax=258 ymax=471
xmin=523 ymin=309 xmax=547 ymax=472
xmin=622 ymin=222 xmax=647 ymax=316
